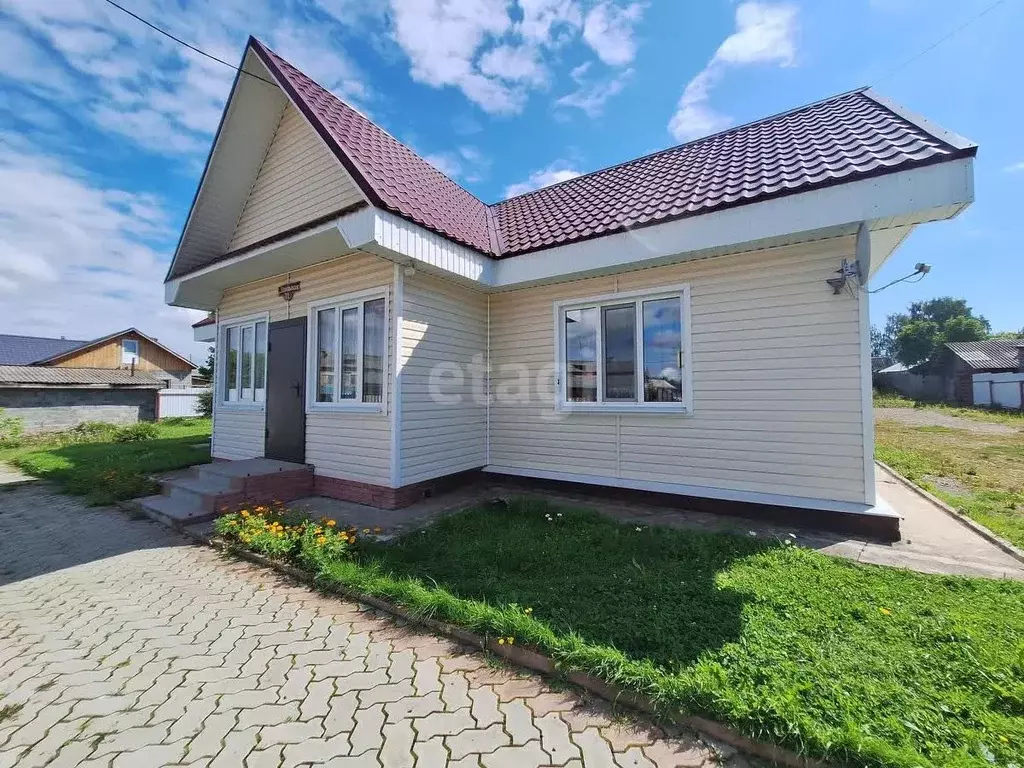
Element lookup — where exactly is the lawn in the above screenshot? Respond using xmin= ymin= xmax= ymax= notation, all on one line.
xmin=874 ymin=396 xmax=1024 ymax=549
xmin=217 ymin=499 xmax=1024 ymax=768
xmin=0 ymin=418 xmax=211 ymax=504
xmin=874 ymin=390 xmax=1024 ymax=428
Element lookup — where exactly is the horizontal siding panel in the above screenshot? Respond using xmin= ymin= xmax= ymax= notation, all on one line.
xmin=489 ymin=237 xmax=869 ymax=506
xmin=211 ymin=409 xmax=265 ymax=460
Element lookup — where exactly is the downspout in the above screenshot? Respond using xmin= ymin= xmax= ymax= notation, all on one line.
xmin=389 ymin=263 xmax=404 ymax=488
xmin=855 ymin=222 xmax=875 ymax=506
xmin=485 ymin=293 xmax=491 ymax=468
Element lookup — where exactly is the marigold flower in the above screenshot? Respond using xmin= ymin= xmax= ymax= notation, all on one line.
xmin=240 ymin=510 xmax=250 ymax=517
xmin=327 ymin=520 xmax=337 ymax=527
xmin=317 ymin=536 xmax=327 ymax=545
xmin=373 ymin=527 xmax=382 ymax=533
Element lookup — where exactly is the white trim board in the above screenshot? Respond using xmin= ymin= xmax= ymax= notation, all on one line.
xmin=483 ymin=465 xmax=899 ymax=519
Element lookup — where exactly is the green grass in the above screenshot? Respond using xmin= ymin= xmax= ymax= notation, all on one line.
xmin=0 ymin=418 xmax=211 ymax=504
xmin=223 ymin=498 xmax=1024 ymax=768
xmin=873 ymin=390 xmax=1024 ymax=428
xmin=876 ymin=420 xmax=1024 ymax=549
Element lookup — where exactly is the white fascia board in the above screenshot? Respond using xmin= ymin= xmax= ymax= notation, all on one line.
xmin=491 ymin=157 xmax=974 ymax=289
xmin=165 ymin=206 xmax=376 ymax=310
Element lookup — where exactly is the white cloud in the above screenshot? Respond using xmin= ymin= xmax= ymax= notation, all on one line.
xmin=518 ymin=0 xmax=582 ymax=44
xmin=424 ymin=146 xmax=490 ymax=183
xmin=1004 ymin=161 xmax=1024 ymax=173
xmin=555 ymin=64 xmax=632 ymax=116
xmin=504 ymin=163 xmax=582 ymax=197
xmin=0 ymin=0 xmax=370 ymax=160
xmin=582 ymin=1 xmax=645 ymax=66
xmin=479 ymin=44 xmax=547 ymax=85
xmin=668 ymin=2 xmax=798 ymax=142
xmin=0 ymin=146 xmax=205 ymax=359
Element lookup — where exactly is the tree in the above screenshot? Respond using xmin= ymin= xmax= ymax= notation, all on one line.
xmin=871 ymin=313 xmax=906 ymax=360
xmin=196 ymin=345 xmax=215 ymax=380
xmin=892 ymin=296 xmax=991 ymax=367
xmin=991 ymin=327 xmax=1024 ymax=340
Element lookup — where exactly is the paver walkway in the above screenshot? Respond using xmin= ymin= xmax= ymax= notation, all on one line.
xmin=0 ymin=483 xmax=736 ymax=768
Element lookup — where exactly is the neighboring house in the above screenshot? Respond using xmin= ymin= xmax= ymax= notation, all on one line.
xmin=193 ymin=315 xmax=216 ymax=343
xmin=163 ymin=38 xmax=976 ymax=538
xmin=0 ymin=329 xmax=198 ymax=432
xmin=941 ymin=341 xmax=1024 ymax=405
xmin=0 ymin=328 xmax=197 ymax=388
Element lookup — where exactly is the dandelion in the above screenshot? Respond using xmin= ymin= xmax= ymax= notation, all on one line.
xmin=524 ymin=607 xmax=533 ymax=615
xmin=879 ymin=608 xmax=892 ymax=616
xmin=497 ymin=638 xmax=505 ymax=645
xmin=507 ymin=637 xmax=514 ymax=645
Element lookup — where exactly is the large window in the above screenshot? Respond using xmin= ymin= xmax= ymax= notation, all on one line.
xmin=556 ymin=287 xmax=689 ymax=411
xmin=309 ymin=291 xmax=387 ymax=409
xmin=222 ymin=317 xmax=267 ymax=404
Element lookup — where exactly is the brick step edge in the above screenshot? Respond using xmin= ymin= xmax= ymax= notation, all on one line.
xmin=875 ymin=460 xmax=1024 ymax=566
xmin=163 ymin=523 xmax=831 ymax=768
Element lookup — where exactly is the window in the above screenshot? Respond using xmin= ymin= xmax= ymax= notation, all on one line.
xmin=308 ymin=291 xmax=388 ymax=409
xmin=121 ymin=339 xmax=139 ymax=365
xmin=556 ymin=287 xmax=689 ymax=411
xmin=222 ymin=317 xmax=268 ymax=404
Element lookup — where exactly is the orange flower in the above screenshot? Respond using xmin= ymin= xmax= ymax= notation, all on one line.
xmin=326 ymin=520 xmax=337 ymax=528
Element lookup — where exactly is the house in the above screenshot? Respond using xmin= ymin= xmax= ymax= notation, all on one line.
xmin=163 ymin=38 xmax=976 ymax=539
xmin=942 ymin=341 xmax=1024 ymax=405
xmin=0 ymin=329 xmax=198 ymax=432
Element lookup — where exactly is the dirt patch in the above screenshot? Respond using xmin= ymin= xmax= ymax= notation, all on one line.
xmin=922 ymin=475 xmax=971 ymax=496
xmin=874 ymin=408 xmax=1018 ymax=435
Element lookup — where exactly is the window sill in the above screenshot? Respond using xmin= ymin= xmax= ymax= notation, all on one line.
xmin=555 ymin=403 xmax=691 ymax=415
xmin=218 ymin=402 xmax=266 ymax=412
xmin=306 ymin=403 xmax=386 ymax=415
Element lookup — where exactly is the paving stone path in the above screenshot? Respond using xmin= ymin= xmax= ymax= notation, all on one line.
xmin=0 ymin=482 xmax=739 ymax=767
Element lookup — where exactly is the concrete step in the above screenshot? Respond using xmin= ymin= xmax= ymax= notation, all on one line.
xmin=138 ymin=494 xmax=218 ymax=528
xmin=163 ymin=475 xmax=236 ymax=512
xmin=179 ymin=468 xmax=236 ymax=492
xmin=198 ymin=458 xmax=309 ymax=481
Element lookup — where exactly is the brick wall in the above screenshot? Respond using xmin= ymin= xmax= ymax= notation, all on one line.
xmin=0 ymin=388 xmax=157 ymax=433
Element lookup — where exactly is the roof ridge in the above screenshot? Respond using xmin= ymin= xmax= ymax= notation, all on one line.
xmin=0 ymin=332 xmax=88 ymax=342
xmin=492 ymin=86 xmax=871 ymax=206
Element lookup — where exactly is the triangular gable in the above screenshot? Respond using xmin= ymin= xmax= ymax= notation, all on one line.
xmin=166 ymin=44 xmax=369 ymax=281
xmin=35 ymin=328 xmax=196 ymax=370
xmin=228 ymin=103 xmax=364 ymax=253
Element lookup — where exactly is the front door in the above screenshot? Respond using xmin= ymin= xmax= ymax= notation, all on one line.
xmin=265 ymin=318 xmax=306 ymax=463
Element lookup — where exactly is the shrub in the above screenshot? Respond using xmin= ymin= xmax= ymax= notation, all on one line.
xmin=113 ymin=422 xmax=159 ymax=443
xmin=70 ymin=421 xmax=118 ymax=441
xmin=0 ymin=408 xmax=24 ymax=447
xmin=197 ymin=389 xmax=213 ymax=418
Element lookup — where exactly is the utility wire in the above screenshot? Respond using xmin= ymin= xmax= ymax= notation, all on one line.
xmin=867 ymin=270 xmax=927 ymax=294
xmin=873 ymin=0 xmax=1011 ymax=85
xmin=99 ymin=0 xmax=278 ymax=87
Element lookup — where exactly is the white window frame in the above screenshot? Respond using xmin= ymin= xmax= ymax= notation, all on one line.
xmin=553 ymin=284 xmax=692 ymax=414
xmin=218 ymin=312 xmax=269 ymax=411
xmin=306 ymin=286 xmax=390 ymax=414
xmin=121 ymin=339 xmax=139 ymax=365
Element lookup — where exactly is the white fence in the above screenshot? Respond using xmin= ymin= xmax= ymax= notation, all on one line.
xmin=158 ymin=387 xmax=210 ymax=418
xmin=973 ymin=372 xmax=1024 ymax=409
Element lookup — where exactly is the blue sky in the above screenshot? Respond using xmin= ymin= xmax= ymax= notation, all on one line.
xmin=0 ymin=0 xmax=1020 ymax=360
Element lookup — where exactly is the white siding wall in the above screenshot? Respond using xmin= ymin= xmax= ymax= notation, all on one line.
xmin=228 ymin=104 xmax=364 ymax=252
xmin=211 ymin=409 xmax=265 ymax=460
xmin=216 ymin=252 xmax=394 ymax=482
xmin=399 ymin=272 xmax=488 ymax=485
xmin=488 ymin=237 xmax=869 ymax=505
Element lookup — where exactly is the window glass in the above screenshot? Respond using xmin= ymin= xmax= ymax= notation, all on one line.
xmin=240 ymin=325 xmax=254 ymax=392
xmin=121 ymin=339 xmax=139 ymax=364
xmin=362 ymin=298 xmax=386 ymax=403
xmin=565 ymin=307 xmax=598 ymax=402
xmin=642 ymin=298 xmax=683 ymax=403
xmin=254 ymin=322 xmax=267 ymax=401
xmin=340 ymin=307 xmax=359 ymax=399
xmin=602 ymin=303 xmax=636 ymax=401
xmin=316 ymin=308 xmax=336 ymax=402
xmin=225 ymin=327 xmax=238 ymax=400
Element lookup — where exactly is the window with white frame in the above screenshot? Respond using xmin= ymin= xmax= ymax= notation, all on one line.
xmin=557 ymin=287 xmax=689 ymax=410
xmin=222 ymin=318 xmax=267 ymax=404
xmin=309 ymin=292 xmax=387 ymax=408
xmin=121 ymin=339 xmax=139 ymax=365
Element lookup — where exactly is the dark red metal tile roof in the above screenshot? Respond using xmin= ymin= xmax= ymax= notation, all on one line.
xmin=491 ymin=89 xmax=975 ymax=256
xmin=252 ymin=40 xmax=493 ymax=254
xmin=242 ymin=41 xmax=976 ymax=263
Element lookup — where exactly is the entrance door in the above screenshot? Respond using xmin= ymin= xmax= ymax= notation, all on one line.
xmin=265 ymin=318 xmax=306 ymax=464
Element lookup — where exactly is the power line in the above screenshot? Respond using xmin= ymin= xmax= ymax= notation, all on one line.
xmin=99 ymin=0 xmax=278 ymax=87
xmin=873 ymin=0 xmax=1011 ymax=85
